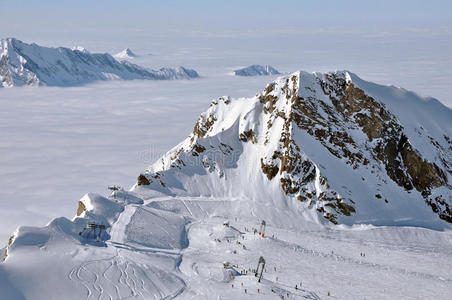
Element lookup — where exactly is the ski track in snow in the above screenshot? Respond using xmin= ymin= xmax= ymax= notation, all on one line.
xmin=66 ymin=201 xmax=187 ymax=300
xmin=68 ymin=249 xmax=185 ymax=300
xmin=5 ymin=193 xmax=451 ymax=299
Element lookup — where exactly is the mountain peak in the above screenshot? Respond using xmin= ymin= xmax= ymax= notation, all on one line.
xmin=135 ymin=70 xmax=451 ymax=228
xmin=114 ymin=48 xmax=137 ymax=59
xmin=233 ymin=64 xmax=281 ymax=76
xmin=71 ymin=45 xmax=90 ymax=54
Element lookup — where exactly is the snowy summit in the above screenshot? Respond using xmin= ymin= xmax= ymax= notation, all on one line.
xmin=71 ymin=46 xmax=90 ymax=54
xmin=0 ymin=38 xmax=199 ymax=87
xmin=139 ymin=70 xmax=452 ymax=228
xmin=234 ymin=65 xmax=281 ymax=76
xmin=114 ymin=48 xmax=137 ymax=59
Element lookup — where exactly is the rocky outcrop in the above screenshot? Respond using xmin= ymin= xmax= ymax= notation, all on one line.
xmin=319 ymin=73 xmax=448 ymax=197
xmin=376 ymin=134 xmax=447 ymax=192
xmin=137 ymin=174 xmax=151 ymax=186
xmin=76 ymin=201 xmax=87 ymax=216
xmin=257 ymin=74 xmax=357 ymax=223
xmin=239 ymin=129 xmax=257 ymax=143
xmin=2 ymin=234 xmax=15 ymax=262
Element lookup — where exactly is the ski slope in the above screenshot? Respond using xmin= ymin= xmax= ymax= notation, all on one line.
xmin=1 ymin=190 xmax=451 ymax=299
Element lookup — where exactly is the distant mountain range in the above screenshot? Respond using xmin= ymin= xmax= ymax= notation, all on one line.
xmin=0 ymin=38 xmax=199 ymax=87
xmin=233 ymin=65 xmax=281 ymax=76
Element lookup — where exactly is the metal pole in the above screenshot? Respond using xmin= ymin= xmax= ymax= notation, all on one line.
xmin=259 ymin=261 xmax=265 ymax=282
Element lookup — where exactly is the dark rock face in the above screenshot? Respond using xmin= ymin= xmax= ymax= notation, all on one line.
xmin=76 ymin=201 xmax=87 ymax=217
xmin=256 ymin=72 xmax=450 ymax=223
xmin=323 ymin=74 xmax=450 ymax=222
xmin=257 ymin=75 xmax=358 ymax=223
xmin=192 ymin=144 xmax=206 ymax=156
xmin=427 ymin=195 xmax=452 ymax=223
xmin=319 ymin=73 xmax=448 ymax=197
xmin=137 ymin=174 xmax=151 ymax=186
xmin=190 ymin=98 xmax=231 ymax=140
xmin=376 ymin=134 xmax=447 ymax=193
xmin=192 ymin=114 xmax=217 ymax=139
xmin=261 ymin=159 xmax=279 ymax=180
xmin=239 ymin=130 xmax=257 ymax=144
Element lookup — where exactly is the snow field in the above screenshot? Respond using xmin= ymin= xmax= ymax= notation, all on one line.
xmin=2 ymin=188 xmax=452 ymax=299
xmin=178 ymin=206 xmax=452 ymax=299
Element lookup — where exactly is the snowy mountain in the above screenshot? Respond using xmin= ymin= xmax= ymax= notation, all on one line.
xmin=234 ymin=65 xmax=281 ymax=76
xmin=0 ymin=38 xmax=199 ymax=87
xmin=114 ymin=48 xmax=137 ymax=59
xmin=71 ymin=46 xmax=90 ymax=54
xmin=138 ymin=70 xmax=452 ymax=228
xmin=1 ymin=71 xmax=452 ymax=299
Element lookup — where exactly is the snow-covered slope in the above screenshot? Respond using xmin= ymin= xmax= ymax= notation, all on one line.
xmin=71 ymin=46 xmax=90 ymax=54
xmin=114 ymin=48 xmax=137 ymax=59
xmin=0 ymin=38 xmax=199 ymax=87
xmin=137 ymin=70 xmax=452 ymax=229
xmin=1 ymin=70 xmax=452 ymax=299
xmin=234 ymin=65 xmax=280 ymax=76
xmin=2 ymin=192 xmax=452 ymax=299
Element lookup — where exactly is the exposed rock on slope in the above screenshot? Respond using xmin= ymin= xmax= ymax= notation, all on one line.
xmin=233 ymin=65 xmax=280 ymax=76
xmin=0 ymin=38 xmax=199 ymax=87
xmin=136 ymin=71 xmax=452 ymax=227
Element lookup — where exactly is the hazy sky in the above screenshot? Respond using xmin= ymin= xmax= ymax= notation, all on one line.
xmin=0 ymin=0 xmax=451 ymax=102
xmin=1 ymin=0 xmax=451 ymax=39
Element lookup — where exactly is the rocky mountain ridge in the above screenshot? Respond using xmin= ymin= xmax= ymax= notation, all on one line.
xmin=137 ymin=70 xmax=452 ymax=227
